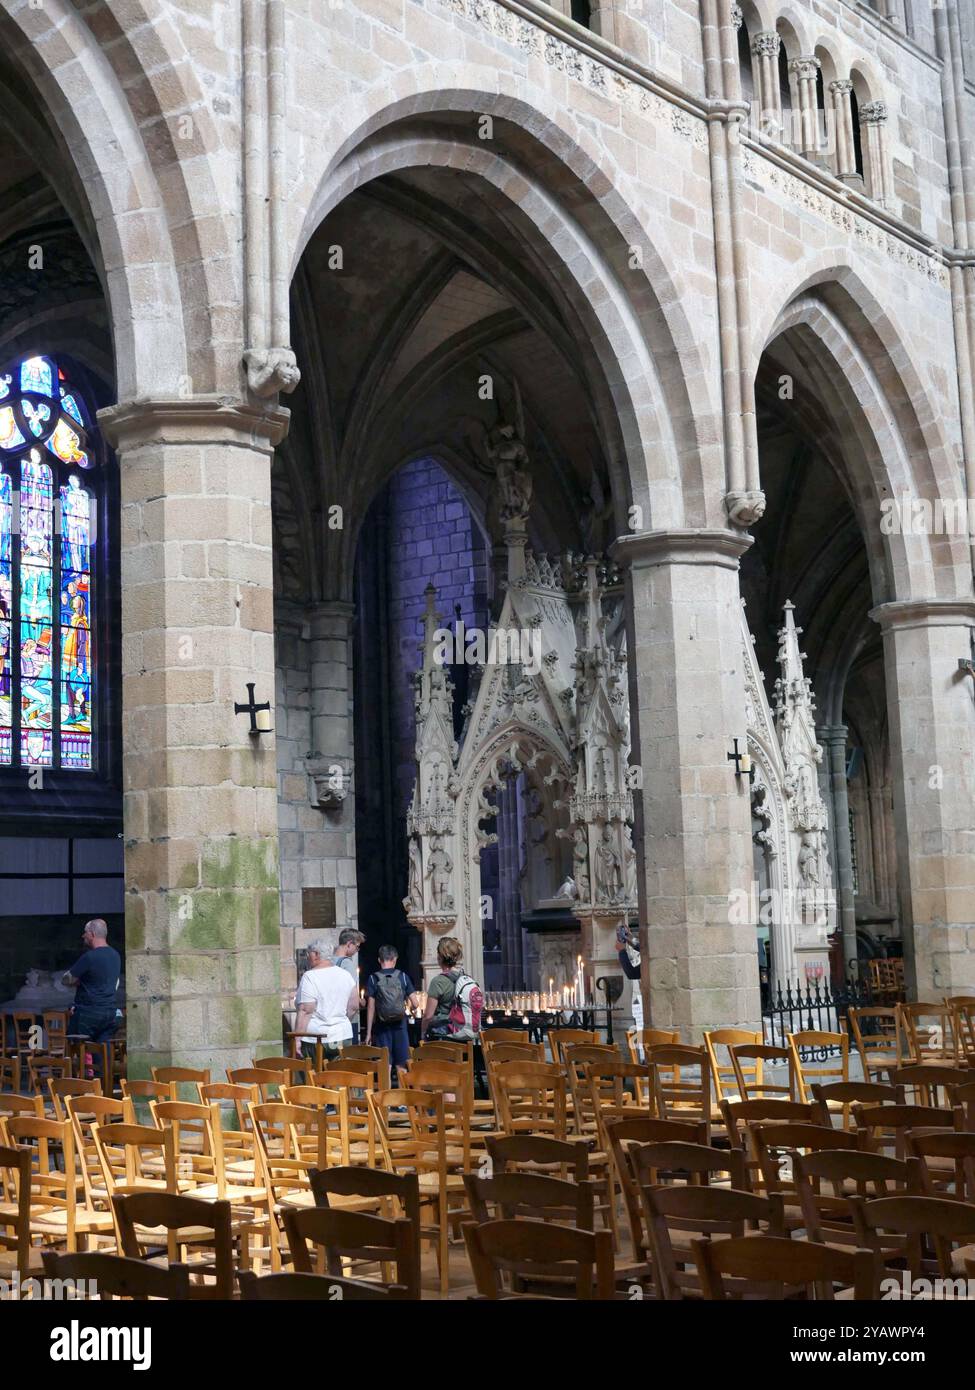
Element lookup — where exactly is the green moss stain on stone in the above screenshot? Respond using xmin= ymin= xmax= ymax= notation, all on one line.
xmin=258 ymin=889 xmax=281 ymax=945
xmin=201 ymin=838 xmax=279 ymax=891
xmin=125 ymin=894 xmax=146 ymax=953
xmin=172 ymin=889 xmax=256 ymax=951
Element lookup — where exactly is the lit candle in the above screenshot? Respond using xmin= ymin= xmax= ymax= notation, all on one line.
xmin=740 ymin=752 xmax=751 ymax=773
xmin=255 ymin=707 xmax=272 ymax=732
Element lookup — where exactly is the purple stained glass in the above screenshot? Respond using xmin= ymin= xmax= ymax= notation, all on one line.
xmin=20 ymin=357 xmax=53 ymax=397
xmin=60 ymin=729 xmax=91 ymax=770
xmin=0 ymin=728 xmax=10 ymax=765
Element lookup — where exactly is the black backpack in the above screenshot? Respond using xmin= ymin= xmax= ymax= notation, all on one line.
xmin=373 ymin=970 xmax=406 ymax=1024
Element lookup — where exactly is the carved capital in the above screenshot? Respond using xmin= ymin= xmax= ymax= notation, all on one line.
xmin=829 ymin=79 xmax=853 ymax=97
xmin=730 ymin=4 xmax=743 ymax=30
xmin=788 ymin=55 xmax=821 ymax=81
xmin=725 ymin=489 xmax=767 ymax=528
xmin=243 ymin=346 xmax=301 ymax=398
xmin=751 ymin=30 xmax=780 ymax=57
xmin=859 ymin=101 xmax=888 ymax=126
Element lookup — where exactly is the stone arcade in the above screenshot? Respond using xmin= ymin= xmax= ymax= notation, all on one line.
xmin=0 ymin=0 xmax=972 ymax=1072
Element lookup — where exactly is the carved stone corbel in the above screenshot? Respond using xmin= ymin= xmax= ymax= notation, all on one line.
xmin=306 ymin=756 xmax=352 ymax=811
xmin=243 ymin=346 xmax=301 ymax=397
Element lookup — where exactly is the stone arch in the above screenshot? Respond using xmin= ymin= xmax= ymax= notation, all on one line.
xmin=754 ymin=265 xmax=970 ymax=606
xmin=0 ymin=0 xmax=235 ymax=397
xmin=289 ymin=67 xmax=722 ymax=535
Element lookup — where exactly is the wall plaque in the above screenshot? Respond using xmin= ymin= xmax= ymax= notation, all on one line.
xmin=301 ymin=886 xmax=336 ymax=934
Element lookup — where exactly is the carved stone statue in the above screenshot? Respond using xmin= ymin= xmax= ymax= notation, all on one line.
xmin=797 ymin=830 xmax=822 ymax=887
xmin=403 ymin=836 xmax=423 ymax=913
xmin=243 ymin=346 xmax=301 ymax=397
xmin=487 ymin=421 xmax=532 ymax=524
xmin=595 ymin=824 xmax=624 ymax=904
xmin=426 ymin=835 xmax=454 ymax=911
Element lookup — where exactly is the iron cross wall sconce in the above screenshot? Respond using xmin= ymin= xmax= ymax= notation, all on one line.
xmin=727 ymin=737 xmax=755 ymax=783
xmin=235 ymin=683 xmax=273 ymax=737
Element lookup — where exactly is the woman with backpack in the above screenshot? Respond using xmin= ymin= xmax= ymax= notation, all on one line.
xmin=364 ymin=945 xmax=420 ymax=1085
xmin=421 ymin=936 xmax=484 ymax=1042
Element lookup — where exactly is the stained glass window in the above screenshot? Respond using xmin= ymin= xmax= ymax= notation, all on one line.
xmin=0 ymin=356 xmax=96 ymax=772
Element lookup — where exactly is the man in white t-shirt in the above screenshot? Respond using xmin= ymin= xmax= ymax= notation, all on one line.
xmin=294 ymin=939 xmax=358 ymax=1060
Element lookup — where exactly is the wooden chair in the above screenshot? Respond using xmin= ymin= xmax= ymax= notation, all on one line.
xmin=0 ymin=1055 xmax=21 ymax=1095
xmin=337 ymin=1045 xmax=391 ymax=1091
xmin=114 ymin=1191 xmax=237 ymax=1298
xmin=852 ymin=1102 xmax=959 ymax=1160
xmin=563 ymin=1043 xmax=619 ymax=1137
xmin=482 ymin=1042 xmax=545 ymax=1124
xmin=625 ymin=1028 xmax=679 ymax=1067
xmin=227 ymin=1067 xmax=288 ymax=1101
xmin=898 ymin=1002 xmax=957 ymax=1064
xmin=810 ymin=1080 xmax=899 ymax=1126
xmin=847 ymin=1006 xmax=903 ymax=1082
xmin=310 ymin=1069 xmax=377 ymax=1167
xmin=26 ymin=1053 xmax=72 ymax=1093
xmin=480 ymin=1028 xmax=529 ymax=1046
xmin=318 ymin=1058 xmax=385 ymax=1093
xmin=65 ymin=1039 xmax=113 ymax=1088
xmin=793 ymin=1149 xmax=924 ymax=1250
xmin=867 ymin=957 xmax=905 ymax=1005
xmin=198 ymin=1082 xmax=261 ymax=1181
xmin=729 ymin=1043 xmax=792 ymax=1101
xmin=849 ymin=1194 xmax=975 ymax=1280
xmin=148 ymin=1099 xmax=212 ymax=1174
xmin=41 ymin=1010 xmax=70 ymax=1058
xmin=152 ymin=1066 xmax=211 ymax=1102
xmin=548 ymin=1029 xmax=599 ymax=1066
xmin=749 ymin=1121 xmax=860 ymax=1226
xmin=890 ymin=1063 xmax=971 ymax=1109
xmin=464 ymin=1170 xmax=595 ymax=1229
xmin=121 ymin=1078 xmax=176 ymax=1109
xmin=9 ymin=1011 xmax=37 ymax=1060
xmin=66 ymin=1094 xmax=131 ymax=1216
xmin=0 ymin=1144 xmax=43 ymax=1279
xmin=463 ymin=1218 xmax=615 ymax=1300
xmin=645 ymin=1184 xmax=786 ymax=1300
xmin=492 ymin=1062 xmax=567 ymax=1141
xmin=704 ymin=1028 xmax=762 ymax=1103
xmin=0 ymin=1092 xmax=45 ymax=1126
xmin=92 ymin=1120 xmax=181 ymax=1248
xmin=249 ymin=1101 xmax=328 ymax=1268
xmin=721 ymin=1098 xmax=821 ymax=1192
xmin=369 ymin=1088 xmax=465 ymax=1297
xmin=633 ymin=1137 xmax=747 ymax=1192
xmin=253 ymin=1057 xmax=307 ymax=1086
xmin=239 ymin=1269 xmax=406 ymax=1300
xmin=483 ymin=1132 xmax=594 ymax=1181
xmin=279 ymin=1085 xmax=352 ymax=1170
xmin=397 ymin=1058 xmax=475 ymax=1173
xmin=646 ymin=1044 xmax=713 ymax=1135
xmin=41 ymin=1248 xmax=192 ymax=1300
xmin=310 ymin=1165 xmax=420 ymax=1237
xmin=47 ymin=1076 xmax=102 ymax=1122
xmin=692 ymin=1232 xmax=874 ymax=1300
xmin=947 ymin=996 xmax=975 ymax=1060
xmin=6 ymin=1113 xmax=115 ymax=1253
xmin=281 ymin=1204 xmax=417 ymax=1297
xmin=604 ymin=1116 xmax=708 ymax=1281
xmin=787 ymin=1029 xmax=849 ymax=1105
xmin=906 ymin=1129 xmax=975 ymax=1202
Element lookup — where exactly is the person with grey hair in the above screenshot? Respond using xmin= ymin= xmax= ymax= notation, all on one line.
xmin=62 ymin=918 xmax=121 ymax=1042
xmin=293 ymin=938 xmax=358 ymax=1061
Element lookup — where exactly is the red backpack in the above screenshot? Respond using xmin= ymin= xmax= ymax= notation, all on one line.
xmin=447 ymin=971 xmax=484 ymax=1040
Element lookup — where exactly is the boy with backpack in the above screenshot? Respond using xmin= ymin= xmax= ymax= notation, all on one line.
xmin=365 ymin=945 xmax=420 ymax=1084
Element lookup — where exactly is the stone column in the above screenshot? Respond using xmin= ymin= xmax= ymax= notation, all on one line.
xmin=789 ymin=56 xmax=822 ymax=161
xmin=820 ymin=725 xmax=858 ymax=978
xmin=751 ymin=32 xmax=783 ymax=141
xmin=859 ymin=101 xmax=892 ymax=207
xmin=614 ymin=530 xmax=761 ymax=1038
xmin=101 ymin=397 xmax=288 ymax=1078
xmin=829 ymin=80 xmax=859 ymax=183
xmin=870 ymin=599 xmax=975 ymax=997
xmin=303 ymin=598 xmax=358 ymax=937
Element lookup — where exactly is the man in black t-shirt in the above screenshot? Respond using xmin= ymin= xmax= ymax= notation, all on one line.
xmin=62 ymin=918 xmax=121 ymax=1042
